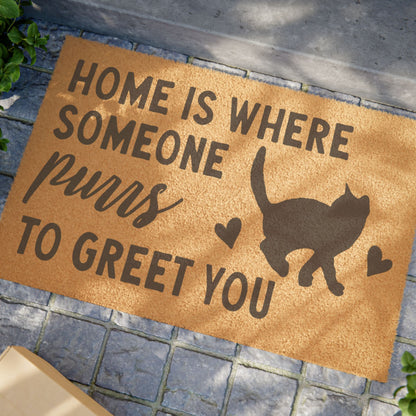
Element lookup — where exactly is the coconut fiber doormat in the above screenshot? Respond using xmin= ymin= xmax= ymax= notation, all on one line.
xmin=1 ymin=37 xmax=416 ymax=381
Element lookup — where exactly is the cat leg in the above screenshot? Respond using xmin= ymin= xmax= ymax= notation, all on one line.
xmin=298 ymin=253 xmax=320 ymax=288
xmin=260 ymin=239 xmax=289 ymax=277
xmin=321 ymin=257 xmax=344 ymax=296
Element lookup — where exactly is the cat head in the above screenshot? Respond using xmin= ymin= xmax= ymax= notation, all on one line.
xmin=329 ymin=184 xmax=370 ymax=218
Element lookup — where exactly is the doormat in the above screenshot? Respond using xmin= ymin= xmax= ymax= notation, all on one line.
xmin=1 ymin=37 xmax=416 ymax=382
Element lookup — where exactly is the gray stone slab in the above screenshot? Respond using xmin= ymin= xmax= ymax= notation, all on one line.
xmin=307 ymin=86 xmax=360 ymax=105
xmin=0 ymin=174 xmax=13 ymax=217
xmin=370 ymin=342 xmax=416 ymax=399
xmin=112 ymin=310 xmax=173 ymax=339
xmin=226 ymin=366 xmax=297 ymax=416
xmin=53 ymin=295 xmax=112 ymax=321
xmin=38 ymin=312 xmax=106 ymax=384
xmin=163 ymin=347 xmax=231 ymax=416
xmin=177 ymin=328 xmax=236 ymax=355
xmin=97 ymin=330 xmax=169 ymax=400
xmin=92 ymin=392 xmax=152 ymax=416
xmin=397 ymin=280 xmax=416 ymax=339
xmin=192 ymin=58 xmax=246 ymax=77
xmin=0 ymin=119 xmax=32 ymax=176
xmin=409 ymin=234 xmax=416 ymax=276
xmin=239 ymin=345 xmax=302 ymax=373
xmin=296 ymin=386 xmax=362 ymax=416
xmin=31 ymin=20 xmax=81 ymax=70
xmin=0 ymin=280 xmax=51 ymax=305
xmin=305 ymin=363 xmax=367 ymax=394
xmin=361 ymin=99 xmax=416 ymax=119
xmin=136 ymin=44 xmax=188 ymax=63
xmin=27 ymin=0 xmax=416 ymax=110
xmin=82 ymin=31 xmax=133 ymax=50
xmin=366 ymin=400 xmax=400 ymax=416
xmin=248 ymin=72 xmax=301 ymax=90
xmin=0 ymin=299 xmax=47 ymax=352
xmin=0 ymin=67 xmax=51 ymax=122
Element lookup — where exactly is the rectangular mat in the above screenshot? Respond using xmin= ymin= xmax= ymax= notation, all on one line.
xmin=1 ymin=36 xmax=416 ymax=381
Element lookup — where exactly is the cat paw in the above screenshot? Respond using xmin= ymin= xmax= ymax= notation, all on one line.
xmin=329 ymin=282 xmax=344 ymax=296
xmin=277 ymin=261 xmax=289 ymax=277
xmin=268 ymin=261 xmax=289 ymax=277
xmin=260 ymin=241 xmax=289 ymax=277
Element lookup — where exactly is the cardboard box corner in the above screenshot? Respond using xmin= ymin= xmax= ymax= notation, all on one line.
xmin=0 ymin=345 xmax=112 ymax=416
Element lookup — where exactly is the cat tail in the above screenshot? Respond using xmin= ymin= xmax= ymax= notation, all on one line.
xmin=251 ymin=146 xmax=272 ymax=213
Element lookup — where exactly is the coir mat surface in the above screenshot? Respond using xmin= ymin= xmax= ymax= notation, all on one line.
xmin=1 ymin=36 xmax=416 ymax=381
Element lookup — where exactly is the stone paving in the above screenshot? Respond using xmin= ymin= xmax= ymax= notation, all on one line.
xmin=1 ymin=19 xmax=416 ymax=416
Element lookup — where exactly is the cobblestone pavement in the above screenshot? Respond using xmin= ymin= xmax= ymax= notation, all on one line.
xmin=1 ymin=19 xmax=416 ymax=416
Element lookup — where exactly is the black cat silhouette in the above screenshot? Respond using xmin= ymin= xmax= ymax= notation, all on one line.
xmin=251 ymin=146 xmax=370 ymax=296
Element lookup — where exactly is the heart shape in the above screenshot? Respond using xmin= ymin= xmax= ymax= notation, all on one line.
xmin=215 ymin=217 xmax=242 ymax=249
xmin=367 ymin=245 xmax=392 ymax=276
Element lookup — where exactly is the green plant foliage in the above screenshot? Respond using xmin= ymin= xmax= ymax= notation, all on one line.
xmin=0 ymin=0 xmax=49 ymax=151
xmin=0 ymin=0 xmax=19 ymax=19
xmin=0 ymin=128 xmax=8 ymax=151
xmin=394 ymin=351 xmax=416 ymax=416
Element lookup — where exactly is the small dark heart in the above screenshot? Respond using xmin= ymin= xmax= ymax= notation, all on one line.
xmin=367 ymin=245 xmax=392 ymax=276
xmin=215 ymin=217 xmax=242 ymax=249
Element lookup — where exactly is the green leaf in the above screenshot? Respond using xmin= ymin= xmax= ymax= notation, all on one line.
xmin=27 ymin=22 xmax=39 ymax=39
xmin=403 ymin=352 xmax=416 ymax=373
xmin=6 ymin=65 xmax=19 ymax=82
xmin=0 ymin=44 xmax=8 ymax=59
xmin=400 ymin=398 xmax=412 ymax=414
xmin=34 ymin=33 xmax=48 ymax=50
xmin=24 ymin=44 xmax=36 ymax=64
xmin=399 ymin=398 xmax=416 ymax=416
xmin=0 ymin=138 xmax=9 ymax=152
xmin=408 ymin=375 xmax=416 ymax=392
xmin=7 ymin=26 xmax=24 ymax=44
xmin=402 ymin=351 xmax=416 ymax=365
xmin=11 ymin=66 xmax=20 ymax=82
xmin=34 ymin=36 xmax=47 ymax=47
xmin=407 ymin=399 xmax=416 ymax=416
xmin=5 ymin=60 xmax=16 ymax=70
xmin=0 ymin=76 xmax=12 ymax=93
xmin=9 ymin=48 xmax=24 ymax=65
xmin=0 ymin=0 xmax=19 ymax=19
